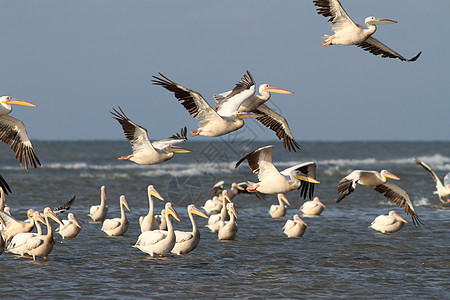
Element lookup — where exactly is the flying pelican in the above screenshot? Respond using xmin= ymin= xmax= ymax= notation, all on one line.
xmin=111 ymin=106 xmax=191 ymax=165
xmin=206 ymin=190 xmax=231 ymax=232
xmin=415 ymin=158 xmax=450 ymax=204
xmin=139 ymin=185 xmax=165 ymax=232
xmin=89 ymin=186 xmax=108 ymax=223
xmin=23 ymin=207 xmax=64 ymax=261
xmin=269 ymin=194 xmax=291 ymax=218
xmin=134 ymin=202 xmax=180 ymax=257
xmin=218 ymin=203 xmax=238 ymax=241
xmin=7 ymin=211 xmax=46 ymax=256
xmin=0 ymin=96 xmax=40 ymax=170
xmin=369 ymin=210 xmax=407 ymax=233
xmin=171 ymin=204 xmax=209 ymax=255
xmin=300 ymin=197 xmax=326 ymax=216
xmin=0 ymin=208 xmax=35 ymax=243
xmin=283 ymin=214 xmax=307 ymax=237
xmin=235 ymin=145 xmax=320 ymax=198
xmin=57 ymin=213 xmax=82 ymax=239
xmin=213 ymin=71 xmax=300 ymax=151
xmin=152 ymin=73 xmax=262 ymax=137
xmin=101 ymin=195 xmax=131 ymax=236
xmin=313 ymin=0 xmax=422 ymax=61
xmin=337 ymin=169 xmax=422 ymax=225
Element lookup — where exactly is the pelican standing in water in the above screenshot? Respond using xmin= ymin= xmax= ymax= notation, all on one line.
xmin=415 ymin=158 xmax=450 ymax=204
xmin=207 ymin=190 xmax=231 ymax=232
xmin=89 ymin=186 xmax=108 ymax=223
xmin=0 ymin=96 xmax=40 ymax=170
xmin=283 ymin=215 xmax=307 ymax=238
xmin=300 ymin=197 xmax=326 ymax=216
xmin=269 ymin=194 xmax=291 ymax=218
xmin=313 ymin=0 xmax=421 ymax=61
xmin=337 ymin=169 xmax=422 ymax=225
xmin=101 ymin=195 xmax=131 ymax=236
xmin=235 ymin=145 xmax=320 ymax=198
xmin=57 ymin=213 xmax=82 ymax=239
xmin=134 ymin=202 xmax=180 ymax=257
xmin=370 ymin=210 xmax=407 ymax=233
xmin=0 ymin=209 xmax=35 ymax=243
xmin=6 ymin=211 xmax=46 ymax=256
xmin=171 ymin=204 xmax=209 ymax=255
xmin=139 ymin=185 xmax=165 ymax=232
xmin=218 ymin=203 xmax=238 ymax=241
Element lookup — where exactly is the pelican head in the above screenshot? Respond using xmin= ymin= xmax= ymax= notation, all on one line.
xmin=278 ymin=193 xmax=291 ymax=206
xmin=43 ymin=207 xmax=64 ymax=226
xmin=232 ymin=182 xmax=245 ymax=191
xmin=165 ymin=203 xmax=180 ymax=222
xmin=165 ymin=145 xmax=192 ymax=153
xmin=222 ymin=190 xmax=232 ymax=203
xmin=293 ymin=171 xmax=321 ymax=184
xmin=260 ymin=84 xmax=294 ymax=95
xmin=148 ymin=185 xmax=164 ymax=201
xmin=0 ymin=96 xmax=37 ymax=108
xmin=365 ymin=16 xmax=397 ymax=26
xmin=188 ymin=204 xmax=209 ymax=219
xmin=381 ymin=170 xmax=400 ymax=180
xmin=33 ymin=211 xmax=46 ymax=225
xmin=120 ymin=195 xmax=131 ymax=211
xmin=293 ymin=214 xmax=307 ymax=226
xmin=389 ymin=211 xmax=407 ymax=223
xmin=234 ymin=111 xmax=264 ymax=120
xmin=227 ymin=203 xmax=238 ymax=219
xmin=313 ymin=197 xmax=326 ymax=208
xmin=68 ymin=213 xmax=82 ymax=228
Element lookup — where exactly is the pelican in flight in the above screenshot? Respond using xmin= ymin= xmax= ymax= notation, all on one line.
xmin=313 ymin=0 xmax=422 ymax=61
xmin=337 ymin=170 xmax=422 ymax=225
xmin=134 ymin=202 xmax=180 ymax=257
xmin=370 ymin=210 xmax=407 ymax=234
xmin=218 ymin=203 xmax=238 ymax=241
xmin=283 ymin=214 xmax=307 ymax=238
xmin=300 ymin=197 xmax=326 ymax=216
xmin=89 ymin=186 xmax=108 ymax=223
xmin=213 ymin=71 xmax=300 ymax=151
xmin=0 ymin=208 xmax=35 ymax=243
xmin=269 ymin=194 xmax=291 ymax=218
xmin=171 ymin=204 xmax=209 ymax=255
xmin=7 ymin=211 xmax=46 ymax=256
xmin=152 ymin=73 xmax=262 ymax=137
xmin=57 ymin=213 xmax=82 ymax=239
xmin=139 ymin=185 xmax=165 ymax=232
xmin=415 ymin=158 xmax=450 ymax=204
xmin=111 ymin=106 xmax=191 ymax=165
xmin=0 ymin=96 xmax=40 ymax=170
xmin=206 ymin=190 xmax=231 ymax=232
xmin=235 ymin=145 xmax=320 ymax=198
xmin=101 ymin=195 xmax=131 ymax=236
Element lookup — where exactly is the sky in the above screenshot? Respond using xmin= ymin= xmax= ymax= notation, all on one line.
xmin=0 ymin=0 xmax=448 ymax=142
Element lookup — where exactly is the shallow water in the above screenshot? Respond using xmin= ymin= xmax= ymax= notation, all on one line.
xmin=0 ymin=140 xmax=449 ymax=298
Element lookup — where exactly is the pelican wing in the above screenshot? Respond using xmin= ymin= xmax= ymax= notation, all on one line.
xmin=136 ymin=230 xmax=168 ymax=246
xmin=152 ymin=73 xmax=220 ymax=120
xmin=174 ymin=230 xmax=194 ymax=243
xmin=444 ymin=173 xmax=450 ymax=187
xmin=283 ymin=219 xmax=296 ymax=231
xmin=0 ymin=115 xmax=40 ymax=170
xmin=415 ymin=158 xmax=440 ymax=183
xmin=313 ymin=0 xmax=356 ymax=31
xmin=371 ymin=215 xmax=396 ymax=227
xmin=52 ymin=196 xmax=75 ymax=215
xmin=213 ymin=71 xmax=255 ymax=104
xmin=235 ymin=145 xmax=279 ymax=182
xmin=357 ymin=37 xmax=422 ymax=62
xmin=152 ymin=127 xmax=188 ymax=150
xmin=101 ymin=218 xmax=121 ymax=231
xmin=26 ymin=236 xmax=44 ymax=251
xmin=281 ymin=162 xmax=317 ymax=199
xmin=0 ymin=175 xmax=11 ymax=195
xmin=337 ymin=172 xmax=359 ymax=203
xmin=374 ymin=180 xmax=422 ymax=226
xmin=209 ymin=180 xmax=225 ymax=196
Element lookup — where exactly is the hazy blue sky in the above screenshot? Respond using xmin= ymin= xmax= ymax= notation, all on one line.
xmin=1 ymin=1 xmax=448 ymax=142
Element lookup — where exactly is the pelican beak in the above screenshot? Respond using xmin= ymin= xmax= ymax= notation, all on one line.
xmin=191 ymin=206 xmax=209 ymax=219
xmin=167 ymin=205 xmax=181 ymax=222
xmin=264 ymin=86 xmax=294 ymax=94
xmin=294 ymin=174 xmax=321 ymax=184
xmin=279 ymin=194 xmax=291 ymax=206
xmin=369 ymin=18 xmax=397 ymax=25
xmin=234 ymin=184 xmax=245 ymax=191
xmin=35 ymin=212 xmax=46 ymax=224
xmin=234 ymin=111 xmax=264 ymax=119
xmin=0 ymin=217 xmax=5 ymax=227
xmin=47 ymin=210 xmax=64 ymax=226
xmin=121 ymin=196 xmax=131 ymax=211
xmin=384 ymin=171 xmax=400 ymax=180
xmin=230 ymin=204 xmax=238 ymax=219
xmin=166 ymin=145 xmax=192 ymax=153
xmin=316 ymin=198 xmax=326 ymax=208
xmin=393 ymin=212 xmax=408 ymax=223
xmin=148 ymin=186 xmax=165 ymax=201
xmin=4 ymin=98 xmax=37 ymax=107
xmin=223 ymin=191 xmax=232 ymax=203
xmin=70 ymin=215 xmax=82 ymax=228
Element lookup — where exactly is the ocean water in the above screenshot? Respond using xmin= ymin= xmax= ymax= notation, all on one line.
xmin=0 ymin=139 xmax=448 ymax=298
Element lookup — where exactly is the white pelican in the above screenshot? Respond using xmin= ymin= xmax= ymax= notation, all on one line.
xmin=0 ymin=96 xmax=40 ymax=170
xmin=111 ymin=106 xmax=191 ymax=165
xmin=152 ymin=73 xmax=262 ymax=137
xmin=283 ymin=214 xmax=307 ymax=238
xmin=213 ymin=71 xmax=299 ymax=151
xmin=101 ymin=195 xmax=131 ymax=236
xmin=313 ymin=0 xmax=422 ymax=61
xmin=57 ymin=213 xmax=82 ymax=239
xmin=415 ymin=158 xmax=450 ymax=204
xmin=203 ymin=181 xmax=246 ymax=214
xmin=155 ymin=209 xmax=167 ymax=230
xmin=300 ymin=197 xmax=326 ymax=216
xmin=24 ymin=207 xmax=64 ymax=261
xmin=235 ymin=145 xmax=320 ymax=197
xmin=370 ymin=210 xmax=407 ymax=234
xmin=337 ymin=170 xmax=422 ymax=225
xmin=0 ymin=208 xmax=35 ymax=243
xmin=206 ymin=190 xmax=231 ymax=232
xmin=7 ymin=211 xmax=46 ymax=256
xmin=269 ymin=194 xmax=291 ymax=218
xmin=89 ymin=186 xmax=108 ymax=223
xmin=202 ymin=196 xmax=223 ymax=215
xmin=171 ymin=204 xmax=209 ymax=255
xmin=139 ymin=185 xmax=165 ymax=232
xmin=134 ymin=202 xmax=180 ymax=257
xmin=218 ymin=203 xmax=238 ymax=241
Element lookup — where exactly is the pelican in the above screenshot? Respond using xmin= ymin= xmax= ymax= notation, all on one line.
xmin=337 ymin=169 xmax=422 ymax=225
xmin=171 ymin=204 xmax=209 ymax=255
xmin=0 ymin=178 xmax=11 ymax=199
xmin=0 ymin=187 xmax=7 ymax=211
xmin=0 ymin=208 xmax=35 ymax=243
xmin=313 ymin=0 xmax=422 ymax=61
xmin=235 ymin=145 xmax=320 ymax=198
xmin=218 ymin=203 xmax=238 ymax=241
xmin=283 ymin=214 xmax=307 ymax=238
xmin=415 ymin=158 xmax=450 ymax=204
xmin=57 ymin=213 xmax=82 ymax=239
xmin=111 ymin=106 xmax=191 ymax=165
xmin=206 ymin=190 xmax=231 ymax=232
xmin=202 ymin=196 xmax=223 ymax=215
xmin=89 ymin=185 xmax=108 ymax=223
xmin=370 ymin=210 xmax=407 ymax=233
xmin=134 ymin=202 xmax=180 ymax=257
xmin=7 ymin=211 xmax=46 ymax=256
xmin=24 ymin=207 xmax=64 ymax=261
xmin=269 ymin=194 xmax=291 ymax=218
xmin=203 ymin=181 xmax=246 ymax=214
xmin=101 ymin=195 xmax=131 ymax=236
xmin=0 ymin=96 xmax=40 ymax=170
xmin=300 ymin=197 xmax=326 ymax=216
xmin=139 ymin=185 xmax=165 ymax=232
xmin=152 ymin=73 xmax=262 ymax=137
xmin=155 ymin=209 xmax=167 ymax=230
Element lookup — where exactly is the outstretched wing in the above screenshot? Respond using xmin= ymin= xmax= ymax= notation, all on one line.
xmin=357 ymin=37 xmax=422 ymax=61
xmin=152 ymin=127 xmax=188 ymax=150
xmin=313 ymin=0 xmax=357 ymax=32
xmin=282 ymin=162 xmax=317 ymax=199
xmin=235 ymin=145 xmax=279 ymax=182
xmin=52 ymin=196 xmax=76 ymax=214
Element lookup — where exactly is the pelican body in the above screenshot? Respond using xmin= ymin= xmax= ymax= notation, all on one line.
xmin=370 ymin=211 xmax=407 ymax=233
xmin=89 ymin=185 xmax=108 ymax=223
xmin=57 ymin=213 xmax=82 ymax=239
xmin=415 ymin=158 xmax=450 ymax=204
xmin=207 ymin=191 xmax=231 ymax=232
xmin=269 ymin=194 xmax=290 ymax=218
xmin=0 ymin=209 xmax=35 ymax=243
xmin=7 ymin=211 xmax=46 ymax=256
xmin=139 ymin=185 xmax=165 ymax=232
xmin=300 ymin=197 xmax=326 ymax=216
xmin=218 ymin=203 xmax=238 ymax=241
xmin=283 ymin=215 xmax=307 ymax=238
xmin=101 ymin=195 xmax=130 ymax=236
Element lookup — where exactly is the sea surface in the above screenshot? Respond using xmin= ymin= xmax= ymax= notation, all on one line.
xmin=0 ymin=139 xmax=448 ymax=299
